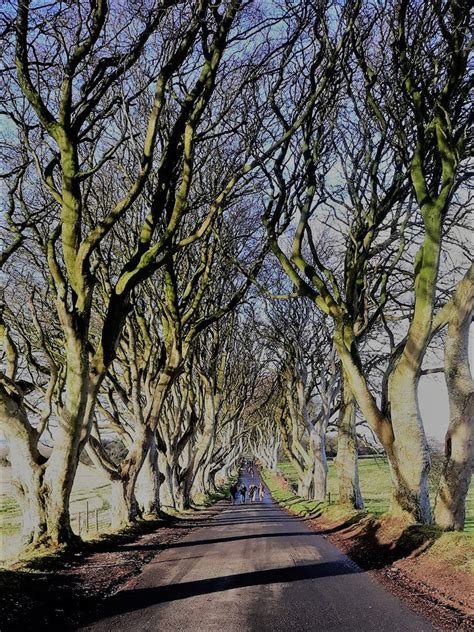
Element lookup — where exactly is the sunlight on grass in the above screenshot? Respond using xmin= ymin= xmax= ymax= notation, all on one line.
xmin=275 ymin=458 xmax=474 ymax=534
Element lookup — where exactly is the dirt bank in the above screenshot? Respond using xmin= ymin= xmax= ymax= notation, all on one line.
xmin=263 ymin=468 xmax=474 ymax=632
xmin=308 ymin=512 xmax=473 ymax=632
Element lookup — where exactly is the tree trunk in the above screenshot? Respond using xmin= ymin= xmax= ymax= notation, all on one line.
xmin=190 ymin=461 xmax=207 ymax=498
xmin=135 ymin=433 xmax=161 ymax=517
xmin=297 ymin=468 xmax=314 ymax=499
xmin=310 ymin=427 xmax=328 ymax=502
xmin=8 ymin=443 xmax=46 ymax=546
xmin=384 ymin=205 xmax=444 ymax=524
xmin=158 ymin=448 xmax=176 ymax=510
xmin=435 ymin=266 xmax=474 ymax=531
xmin=335 ymin=326 xmax=431 ymax=520
xmin=189 ymin=377 xmax=216 ymax=500
xmin=388 ymin=367 xmax=431 ymax=523
xmin=40 ymin=336 xmax=94 ymax=547
xmin=173 ymin=473 xmax=187 ymax=512
xmin=12 ymin=466 xmax=46 ymax=547
xmin=335 ymin=374 xmax=364 ymax=509
xmin=0 ymin=386 xmax=47 ymax=548
xmin=108 ymin=479 xmax=133 ymax=530
xmin=115 ymin=426 xmax=155 ymax=525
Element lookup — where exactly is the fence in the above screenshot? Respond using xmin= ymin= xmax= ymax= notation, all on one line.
xmin=70 ymin=501 xmax=111 ymax=537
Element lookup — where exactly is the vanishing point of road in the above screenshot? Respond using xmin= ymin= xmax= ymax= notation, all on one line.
xmin=80 ymin=469 xmax=434 ymax=632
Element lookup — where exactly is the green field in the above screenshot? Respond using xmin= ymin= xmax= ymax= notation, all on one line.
xmin=0 ymin=464 xmax=113 ymax=562
xmin=277 ymin=457 xmax=474 ymax=533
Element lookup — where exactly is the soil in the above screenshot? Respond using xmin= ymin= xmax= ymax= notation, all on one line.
xmin=306 ymin=512 xmax=474 ymax=632
xmin=0 ymin=503 xmax=226 ymax=632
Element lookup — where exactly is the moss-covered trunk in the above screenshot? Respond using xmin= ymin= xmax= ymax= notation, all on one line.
xmin=309 ymin=426 xmax=328 ymax=502
xmin=135 ymin=432 xmax=161 ymax=517
xmin=40 ymin=335 xmax=92 ymax=546
xmin=387 ymin=366 xmax=431 ymax=523
xmin=335 ymin=373 xmax=364 ymax=509
xmin=435 ymin=266 xmax=474 ymax=531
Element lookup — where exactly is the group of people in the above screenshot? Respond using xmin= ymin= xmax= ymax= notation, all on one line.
xmin=242 ymin=459 xmax=255 ymax=478
xmin=230 ymin=482 xmax=265 ymax=504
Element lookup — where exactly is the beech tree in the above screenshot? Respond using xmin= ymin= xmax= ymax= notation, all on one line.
xmin=1 ymin=0 xmax=471 ymax=554
xmin=430 ymin=264 xmax=474 ymax=530
xmin=261 ymin=0 xmax=472 ymax=522
xmin=1 ymin=0 xmax=312 ymax=547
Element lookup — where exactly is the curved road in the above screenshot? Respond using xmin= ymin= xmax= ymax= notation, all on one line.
xmin=81 ymin=470 xmax=434 ymax=632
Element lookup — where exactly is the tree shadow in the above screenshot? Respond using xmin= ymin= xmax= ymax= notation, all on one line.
xmin=0 ymin=511 xmax=214 ymax=631
xmin=314 ymin=515 xmax=444 ymax=571
xmin=83 ymin=559 xmax=361 ymax=627
xmin=113 ymin=530 xmax=317 ymax=552
xmin=0 ymin=567 xmax=94 ymax=631
xmin=312 ymin=511 xmax=368 ymax=535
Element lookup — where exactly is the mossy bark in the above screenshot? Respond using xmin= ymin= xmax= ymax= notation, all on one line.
xmin=39 ymin=336 xmax=91 ymax=547
xmin=435 ymin=266 xmax=474 ymax=531
xmin=335 ymin=373 xmax=364 ymax=509
xmin=135 ymin=434 xmax=161 ymax=517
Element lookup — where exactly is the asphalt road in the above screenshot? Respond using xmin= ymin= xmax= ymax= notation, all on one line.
xmin=80 ymin=469 xmax=435 ymax=632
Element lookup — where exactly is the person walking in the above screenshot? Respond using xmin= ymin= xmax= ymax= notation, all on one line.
xmin=240 ymin=484 xmax=247 ymax=503
xmin=258 ymin=483 xmax=265 ymax=502
xmin=230 ymin=484 xmax=238 ymax=505
xmin=249 ymin=485 xmax=256 ymax=503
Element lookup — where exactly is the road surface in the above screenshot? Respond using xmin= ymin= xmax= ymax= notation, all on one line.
xmin=80 ymin=469 xmax=434 ymax=631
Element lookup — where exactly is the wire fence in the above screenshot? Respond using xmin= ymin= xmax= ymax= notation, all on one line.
xmin=70 ymin=502 xmax=111 ymax=537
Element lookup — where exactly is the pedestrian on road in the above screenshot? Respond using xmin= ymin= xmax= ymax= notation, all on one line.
xmin=240 ymin=484 xmax=247 ymax=503
xmin=230 ymin=484 xmax=238 ymax=505
xmin=258 ymin=483 xmax=265 ymax=502
xmin=249 ymin=485 xmax=256 ymax=503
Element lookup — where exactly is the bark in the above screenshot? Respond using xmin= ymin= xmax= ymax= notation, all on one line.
xmin=0 ymin=386 xmax=46 ymax=546
xmin=158 ymin=448 xmax=176 ymax=510
xmin=135 ymin=433 xmax=161 ymax=517
xmin=335 ymin=324 xmax=432 ymax=521
xmin=130 ymin=364 xmax=180 ymax=512
xmin=188 ymin=374 xmax=217 ymax=501
xmin=387 ymin=368 xmax=431 ymax=522
xmin=435 ymin=265 xmax=474 ymax=531
xmin=383 ymin=202 xmax=446 ymax=524
xmin=86 ymin=434 xmax=138 ymax=529
xmin=257 ymin=437 xmax=280 ymax=472
xmin=309 ymin=425 xmax=328 ymax=502
xmin=109 ymin=480 xmax=134 ymax=530
xmin=275 ymin=394 xmax=310 ymax=497
xmin=335 ymin=374 xmax=364 ymax=509
xmin=39 ymin=337 xmax=92 ymax=546
xmin=117 ymin=432 xmax=150 ymax=524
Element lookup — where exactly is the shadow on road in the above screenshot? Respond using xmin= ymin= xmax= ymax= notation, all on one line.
xmin=113 ymin=530 xmax=318 ymax=552
xmin=84 ymin=559 xmax=360 ymax=626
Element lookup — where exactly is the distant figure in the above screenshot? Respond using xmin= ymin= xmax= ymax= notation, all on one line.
xmin=230 ymin=484 xmax=238 ymax=505
xmin=248 ymin=485 xmax=255 ymax=502
xmin=258 ymin=483 xmax=265 ymax=502
xmin=240 ymin=484 xmax=247 ymax=503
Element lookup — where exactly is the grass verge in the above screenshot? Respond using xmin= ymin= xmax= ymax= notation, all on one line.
xmin=261 ymin=466 xmax=474 ymax=576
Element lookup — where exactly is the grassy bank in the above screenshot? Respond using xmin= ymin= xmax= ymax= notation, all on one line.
xmin=0 ymin=465 xmax=237 ymax=564
xmin=276 ymin=457 xmax=474 ymax=533
xmin=262 ymin=462 xmax=474 ymax=575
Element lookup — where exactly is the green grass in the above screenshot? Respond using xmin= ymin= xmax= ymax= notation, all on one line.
xmin=263 ymin=463 xmax=474 ymax=575
xmin=191 ymin=473 xmax=239 ymax=509
xmin=276 ymin=457 xmax=474 ymax=533
xmin=0 ymin=465 xmax=239 ymax=563
xmin=262 ymin=468 xmax=331 ymax=519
